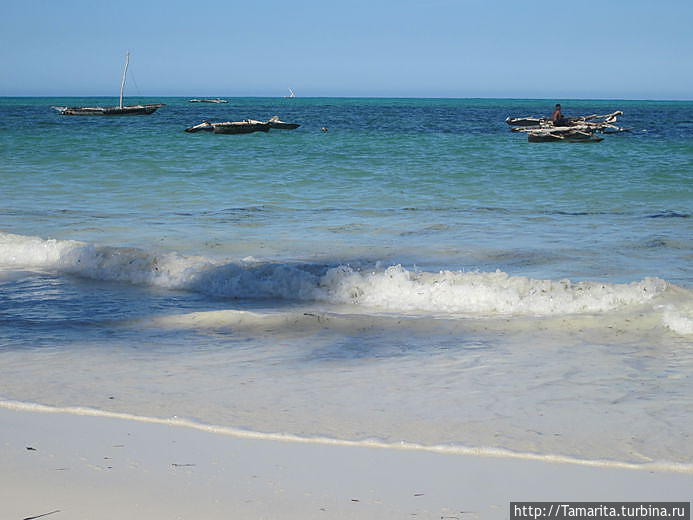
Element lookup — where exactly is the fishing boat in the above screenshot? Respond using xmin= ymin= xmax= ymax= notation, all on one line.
xmin=52 ymin=52 xmax=164 ymax=116
xmin=267 ymin=115 xmax=300 ymax=129
xmin=188 ymin=98 xmax=228 ymax=103
xmin=184 ymin=120 xmax=270 ymax=134
xmin=509 ymin=111 xmax=625 ymax=143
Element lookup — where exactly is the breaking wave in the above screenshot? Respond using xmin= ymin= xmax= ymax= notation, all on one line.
xmin=1 ymin=232 xmax=690 ymax=327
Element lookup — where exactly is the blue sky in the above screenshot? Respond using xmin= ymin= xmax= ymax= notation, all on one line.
xmin=2 ymin=0 xmax=691 ymax=99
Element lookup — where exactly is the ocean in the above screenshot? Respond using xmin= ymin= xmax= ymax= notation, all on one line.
xmin=1 ymin=97 xmax=692 ymax=471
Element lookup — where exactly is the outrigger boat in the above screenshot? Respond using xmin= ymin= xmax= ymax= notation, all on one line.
xmin=52 ymin=52 xmax=164 ymax=116
xmin=188 ymin=98 xmax=228 ymax=103
xmin=185 ymin=115 xmax=299 ymax=134
xmin=184 ymin=120 xmax=270 ymax=134
xmin=54 ymin=104 xmax=164 ymax=116
xmin=508 ymin=111 xmax=625 ymax=143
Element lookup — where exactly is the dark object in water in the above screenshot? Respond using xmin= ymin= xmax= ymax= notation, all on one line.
xmin=267 ymin=115 xmax=300 ymax=129
xmin=213 ymin=121 xmax=270 ymax=134
xmin=646 ymin=211 xmax=690 ymax=219
xmin=184 ymin=120 xmax=270 ymax=134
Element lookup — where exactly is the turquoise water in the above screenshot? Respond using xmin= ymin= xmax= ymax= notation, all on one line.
xmin=1 ymin=97 xmax=692 ymax=469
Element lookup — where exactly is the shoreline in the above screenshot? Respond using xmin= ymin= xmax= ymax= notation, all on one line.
xmin=2 ymin=406 xmax=691 ymax=520
xmin=2 ymin=400 xmax=692 ymax=475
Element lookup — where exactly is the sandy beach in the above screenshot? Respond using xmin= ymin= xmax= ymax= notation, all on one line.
xmin=1 ymin=406 xmax=691 ymax=520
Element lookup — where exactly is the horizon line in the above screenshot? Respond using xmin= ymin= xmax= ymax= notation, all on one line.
xmin=2 ymin=94 xmax=692 ymax=102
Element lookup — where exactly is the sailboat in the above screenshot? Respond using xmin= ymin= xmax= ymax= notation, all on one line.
xmin=285 ymin=88 xmax=296 ymax=98
xmin=52 ymin=52 xmax=164 ymax=116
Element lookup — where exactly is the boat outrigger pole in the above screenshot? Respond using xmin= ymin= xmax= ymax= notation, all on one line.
xmin=119 ymin=52 xmax=130 ymax=109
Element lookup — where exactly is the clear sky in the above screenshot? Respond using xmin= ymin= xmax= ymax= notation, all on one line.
xmin=2 ymin=0 xmax=691 ymax=99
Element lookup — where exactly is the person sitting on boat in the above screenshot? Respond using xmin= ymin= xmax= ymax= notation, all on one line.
xmin=551 ymin=103 xmax=567 ymax=126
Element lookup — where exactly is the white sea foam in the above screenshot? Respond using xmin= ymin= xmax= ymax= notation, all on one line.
xmin=315 ymin=264 xmax=669 ymax=315
xmin=660 ymin=304 xmax=693 ymax=335
xmin=0 ymin=231 xmax=688 ymax=322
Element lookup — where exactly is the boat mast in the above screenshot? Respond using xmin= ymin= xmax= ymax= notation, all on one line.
xmin=119 ymin=52 xmax=130 ymax=109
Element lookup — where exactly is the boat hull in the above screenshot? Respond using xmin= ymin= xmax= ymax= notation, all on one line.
xmin=211 ymin=122 xmax=270 ymax=134
xmin=528 ymin=133 xmax=603 ymax=143
xmin=54 ymin=104 xmax=165 ymax=116
xmin=268 ymin=122 xmax=300 ymax=130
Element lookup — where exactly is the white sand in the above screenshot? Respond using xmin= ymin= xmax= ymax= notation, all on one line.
xmin=1 ymin=407 xmax=691 ymax=520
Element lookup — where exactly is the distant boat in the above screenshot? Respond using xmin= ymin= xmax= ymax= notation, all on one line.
xmin=267 ymin=115 xmax=300 ymax=130
xmin=285 ymin=88 xmax=296 ymax=98
xmin=184 ymin=120 xmax=270 ymax=134
xmin=188 ymin=98 xmax=228 ymax=103
xmin=52 ymin=52 xmax=164 ymax=116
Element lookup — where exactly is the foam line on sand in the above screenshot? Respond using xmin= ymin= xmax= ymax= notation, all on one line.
xmin=1 ymin=404 xmax=692 ymax=520
xmin=2 ymin=400 xmax=693 ymax=474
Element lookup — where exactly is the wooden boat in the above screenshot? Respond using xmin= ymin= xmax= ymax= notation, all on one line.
xmin=527 ymin=132 xmax=604 ymax=143
xmin=184 ymin=120 xmax=270 ymax=134
xmin=524 ymin=124 xmax=604 ymax=142
xmin=52 ymin=53 xmax=164 ymax=116
xmin=213 ymin=120 xmax=270 ymax=134
xmin=188 ymin=98 xmax=228 ymax=103
xmin=505 ymin=116 xmax=547 ymax=127
xmin=267 ymin=115 xmax=300 ymax=129
xmin=54 ymin=104 xmax=164 ymax=116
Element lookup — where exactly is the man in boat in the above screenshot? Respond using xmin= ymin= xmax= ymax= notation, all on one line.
xmin=551 ymin=103 xmax=569 ymax=126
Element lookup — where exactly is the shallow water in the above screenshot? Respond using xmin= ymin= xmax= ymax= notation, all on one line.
xmin=1 ymin=97 xmax=692 ymax=469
